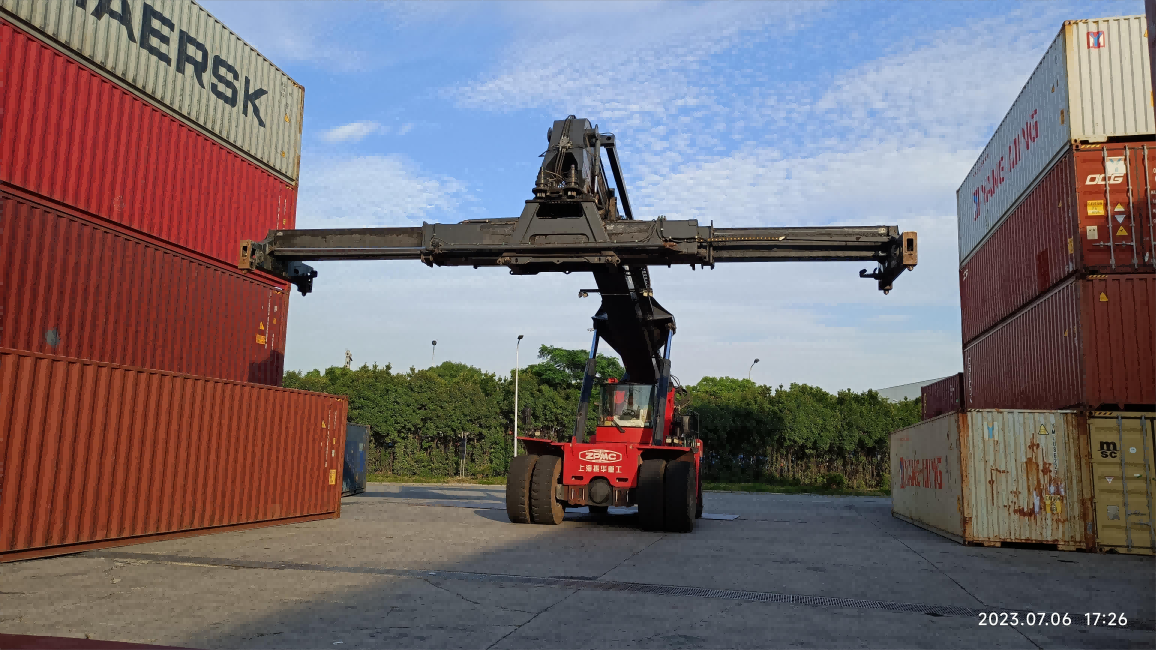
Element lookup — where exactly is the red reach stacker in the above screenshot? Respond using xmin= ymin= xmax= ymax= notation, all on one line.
xmin=240 ymin=116 xmax=919 ymax=533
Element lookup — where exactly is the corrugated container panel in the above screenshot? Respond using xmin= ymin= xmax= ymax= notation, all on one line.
xmin=0 ymin=0 xmax=302 ymax=181
xmin=0 ymin=348 xmax=347 ymax=562
xmin=964 ymin=274 xmax=1156 ymax=410
xmin=890 ymin=413 xmax=966 ymax=539
xmin=957 ymin=15 xmax=1153 ymax=261
xmin=1088 ymin=412 xmax=1156 ymax=555
xmin=891 ymin=410 xmax=1095 ymax=550
xmin=921 ymin=373 xmax=964 ymax=420
xmin=0 ymin=18 xmax=297 ymax=267
xmin=959 ymin=143 xmax=1155 ymax=343
xmin=0 ymin=189 xmax=288 ymax=385
xmin=961 ymin=410 xmax=1095 ymax=548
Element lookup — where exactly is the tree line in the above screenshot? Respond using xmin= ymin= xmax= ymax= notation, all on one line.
xmin=283 ymin=346 xmax=919 ymax=489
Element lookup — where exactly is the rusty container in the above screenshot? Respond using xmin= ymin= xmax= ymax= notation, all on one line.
xmin=960 ymin=144 xmax=1156 ymax=344
xmin=921 ymin=373 xmax=965 ymax=420
xmin=964 ymin=274 xmax=1155 ymax=410
xmin=0 ymin=348 xmax=347 ymax=563
xmin=0 ymin=18 xmax=297 ymax=268
xmin=891 ymin=409 xmax=1095 ymax=550
xmin=1 ymin=189 xmax=288 ymax=385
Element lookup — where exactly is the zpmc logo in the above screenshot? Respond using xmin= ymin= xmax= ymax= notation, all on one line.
xmin=578 ymin=449 xmax=623 ymax=463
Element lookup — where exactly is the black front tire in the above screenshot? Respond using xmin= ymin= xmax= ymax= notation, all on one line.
xmin=638 ymin=459 xmax=667 ymax=531
xmin=530 ymin=455 xmax=565 ymax=525
xmin=506 ymin=454 xmax=539 ymax=524
xmin=664 ymin=460 xmax=696 ymax=533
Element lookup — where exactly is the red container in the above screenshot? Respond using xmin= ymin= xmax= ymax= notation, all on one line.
xmin=0 ymin=19 xmax=297 ymax=268
xmin=1 ymin=189 xmax=288 ymax=385
xmin=960 ymin=143 xmax=1156 ymax=344
xmin=0 ymin=348 xmax=347 ymax=563
xmin=921 ymin=373 xmax=964 ymax=420
xmin=964 ymin=274 xmax=1155 ymax=410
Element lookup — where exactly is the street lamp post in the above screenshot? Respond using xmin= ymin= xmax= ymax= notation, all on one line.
xmin=514 ymin=335 xmax=524 ymax=457
xmin=431 ymin=340 xmax=437 ymax=363
xmin=749 ymin=358 xmax=760 ymax=381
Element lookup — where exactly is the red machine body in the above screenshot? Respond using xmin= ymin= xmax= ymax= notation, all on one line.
xmin=518 ymin=383 xmax=702 ymax=515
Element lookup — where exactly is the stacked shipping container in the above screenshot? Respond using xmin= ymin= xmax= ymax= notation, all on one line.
xmin=0 ymin=1 xmax=339 ymax=561
xmin=898 ymin=16 xmax=1156 ymax=553
xmin=957 ymin=15 xmax=1155 ymax=412
xmin=0 ymin=1 xmax=301 ymax=384
xmin=0 ymin=349 xmax=346 ymax=562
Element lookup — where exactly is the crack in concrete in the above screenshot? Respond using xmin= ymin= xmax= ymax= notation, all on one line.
xmin=420 ymin=578 xmax=536 ymax=615
xmin=597 ymin=533 xmax=665 ymax=580
xmin=482 ymin=589 xmax=578 ymax=650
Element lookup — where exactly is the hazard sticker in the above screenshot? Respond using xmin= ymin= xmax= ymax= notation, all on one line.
xmin=1067 ymin=237 xmax=1074 ymax=253
xmin=1115 ymin=213 xmax=1126 ymax=222
xmin=1117 ymin=226 xmax=1128 ymax=236
xmin=1086 ymin=225 xmax=1099 ymax=240
xmin=1087 ymin=200 xmax=1105 ymax=215
xmin=1113 ymin=202 xmax=1126 ymax=212
xmin=1037 ymin=424 xmax=1050 ymax=435
xmin=1100 ymin=292 xmax=1109 ymax=302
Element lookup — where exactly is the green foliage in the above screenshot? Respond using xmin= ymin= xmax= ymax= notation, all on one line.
xmin=286 ymin=350 xmax=921 ymax=486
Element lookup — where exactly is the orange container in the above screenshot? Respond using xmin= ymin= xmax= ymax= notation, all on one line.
xmin=0 ymin=348 xmax=347 ymax=562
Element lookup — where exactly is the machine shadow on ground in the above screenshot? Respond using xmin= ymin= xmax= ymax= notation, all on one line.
xmin=1 ymin=487 xmax=1153 ymax=650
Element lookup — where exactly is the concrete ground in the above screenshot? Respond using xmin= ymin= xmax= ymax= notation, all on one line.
xmin=1 ymin=484 xmax=1153 ymax=649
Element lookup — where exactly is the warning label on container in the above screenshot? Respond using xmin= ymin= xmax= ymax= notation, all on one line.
xmin=1087 ymin=200 xmax=1105 ymax=215
xmin=1100 ymin=292 xmax=1109 ymax=302
xmin=1117 ymin=226 xmax=1128 ymax=236
xmin=1114 ymin=202 xmax=1126 ymax=212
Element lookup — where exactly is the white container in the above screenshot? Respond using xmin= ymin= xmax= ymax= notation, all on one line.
xmin=957 ymin=15 xmax=1153 ymax=263
xmin=891 ymin=410 xmax=1096 ymax=549
xmin=1 ymin=0 xmax=303 ymax=182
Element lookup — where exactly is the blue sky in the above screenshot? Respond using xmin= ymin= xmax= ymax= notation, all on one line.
xmin=203 ymin=0 xmax=1141 ymax=391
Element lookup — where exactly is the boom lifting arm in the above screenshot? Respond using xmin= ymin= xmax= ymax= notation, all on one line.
xmin=240 ymin=116 xmax=918 ymax=444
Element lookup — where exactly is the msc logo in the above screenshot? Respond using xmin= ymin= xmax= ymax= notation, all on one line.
xmin=1087 ymin=31 xmax=1105 ymax=49
xmin=578 ymin=449 xmax=623 ymax=463
xmin=1099 ymin=441 xmax=1118 ymax=459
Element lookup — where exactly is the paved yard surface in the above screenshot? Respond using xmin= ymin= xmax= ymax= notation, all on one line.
xmin=1 ymin=485 xmax=1152 ymax=649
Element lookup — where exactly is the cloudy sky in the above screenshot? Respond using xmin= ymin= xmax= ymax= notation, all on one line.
xmin=204 ymin=0 xmax=1139 ymax=391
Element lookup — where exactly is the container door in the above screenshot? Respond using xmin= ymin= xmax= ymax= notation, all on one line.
xmin=1078 ymin=146 xmax=1156 ymax=271
xmin=1089 ymin=414 xmax=1156 ymax=554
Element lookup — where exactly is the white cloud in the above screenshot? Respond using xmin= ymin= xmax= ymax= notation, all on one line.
xmin=320 ymin=121 xmax=388 ymax=143
xmin=296 ymin=154 xmax=471 ymax=227
xmin=454 ymin=2 xmax=811 ymax=121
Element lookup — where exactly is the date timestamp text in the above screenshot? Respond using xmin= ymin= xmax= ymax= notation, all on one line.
xmin=978 ymin=612 xmax=1127 ymax=626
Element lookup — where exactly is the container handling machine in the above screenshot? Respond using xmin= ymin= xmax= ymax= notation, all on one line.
xmin=240 ymin=116 xmax=918 ymax=533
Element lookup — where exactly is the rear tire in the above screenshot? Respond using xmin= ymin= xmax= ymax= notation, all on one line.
xmin=664 ymin=460 xmax=696 ymax=533
xmin=638 ymin=459 xmax=667 ymax=531
xmin=530 ymin=455 xmax=565 ymax=525
xmin=506 ymin=454 xmax=538 ymax=524
xmin=695 ymin=461 xmax=704 ymax=519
